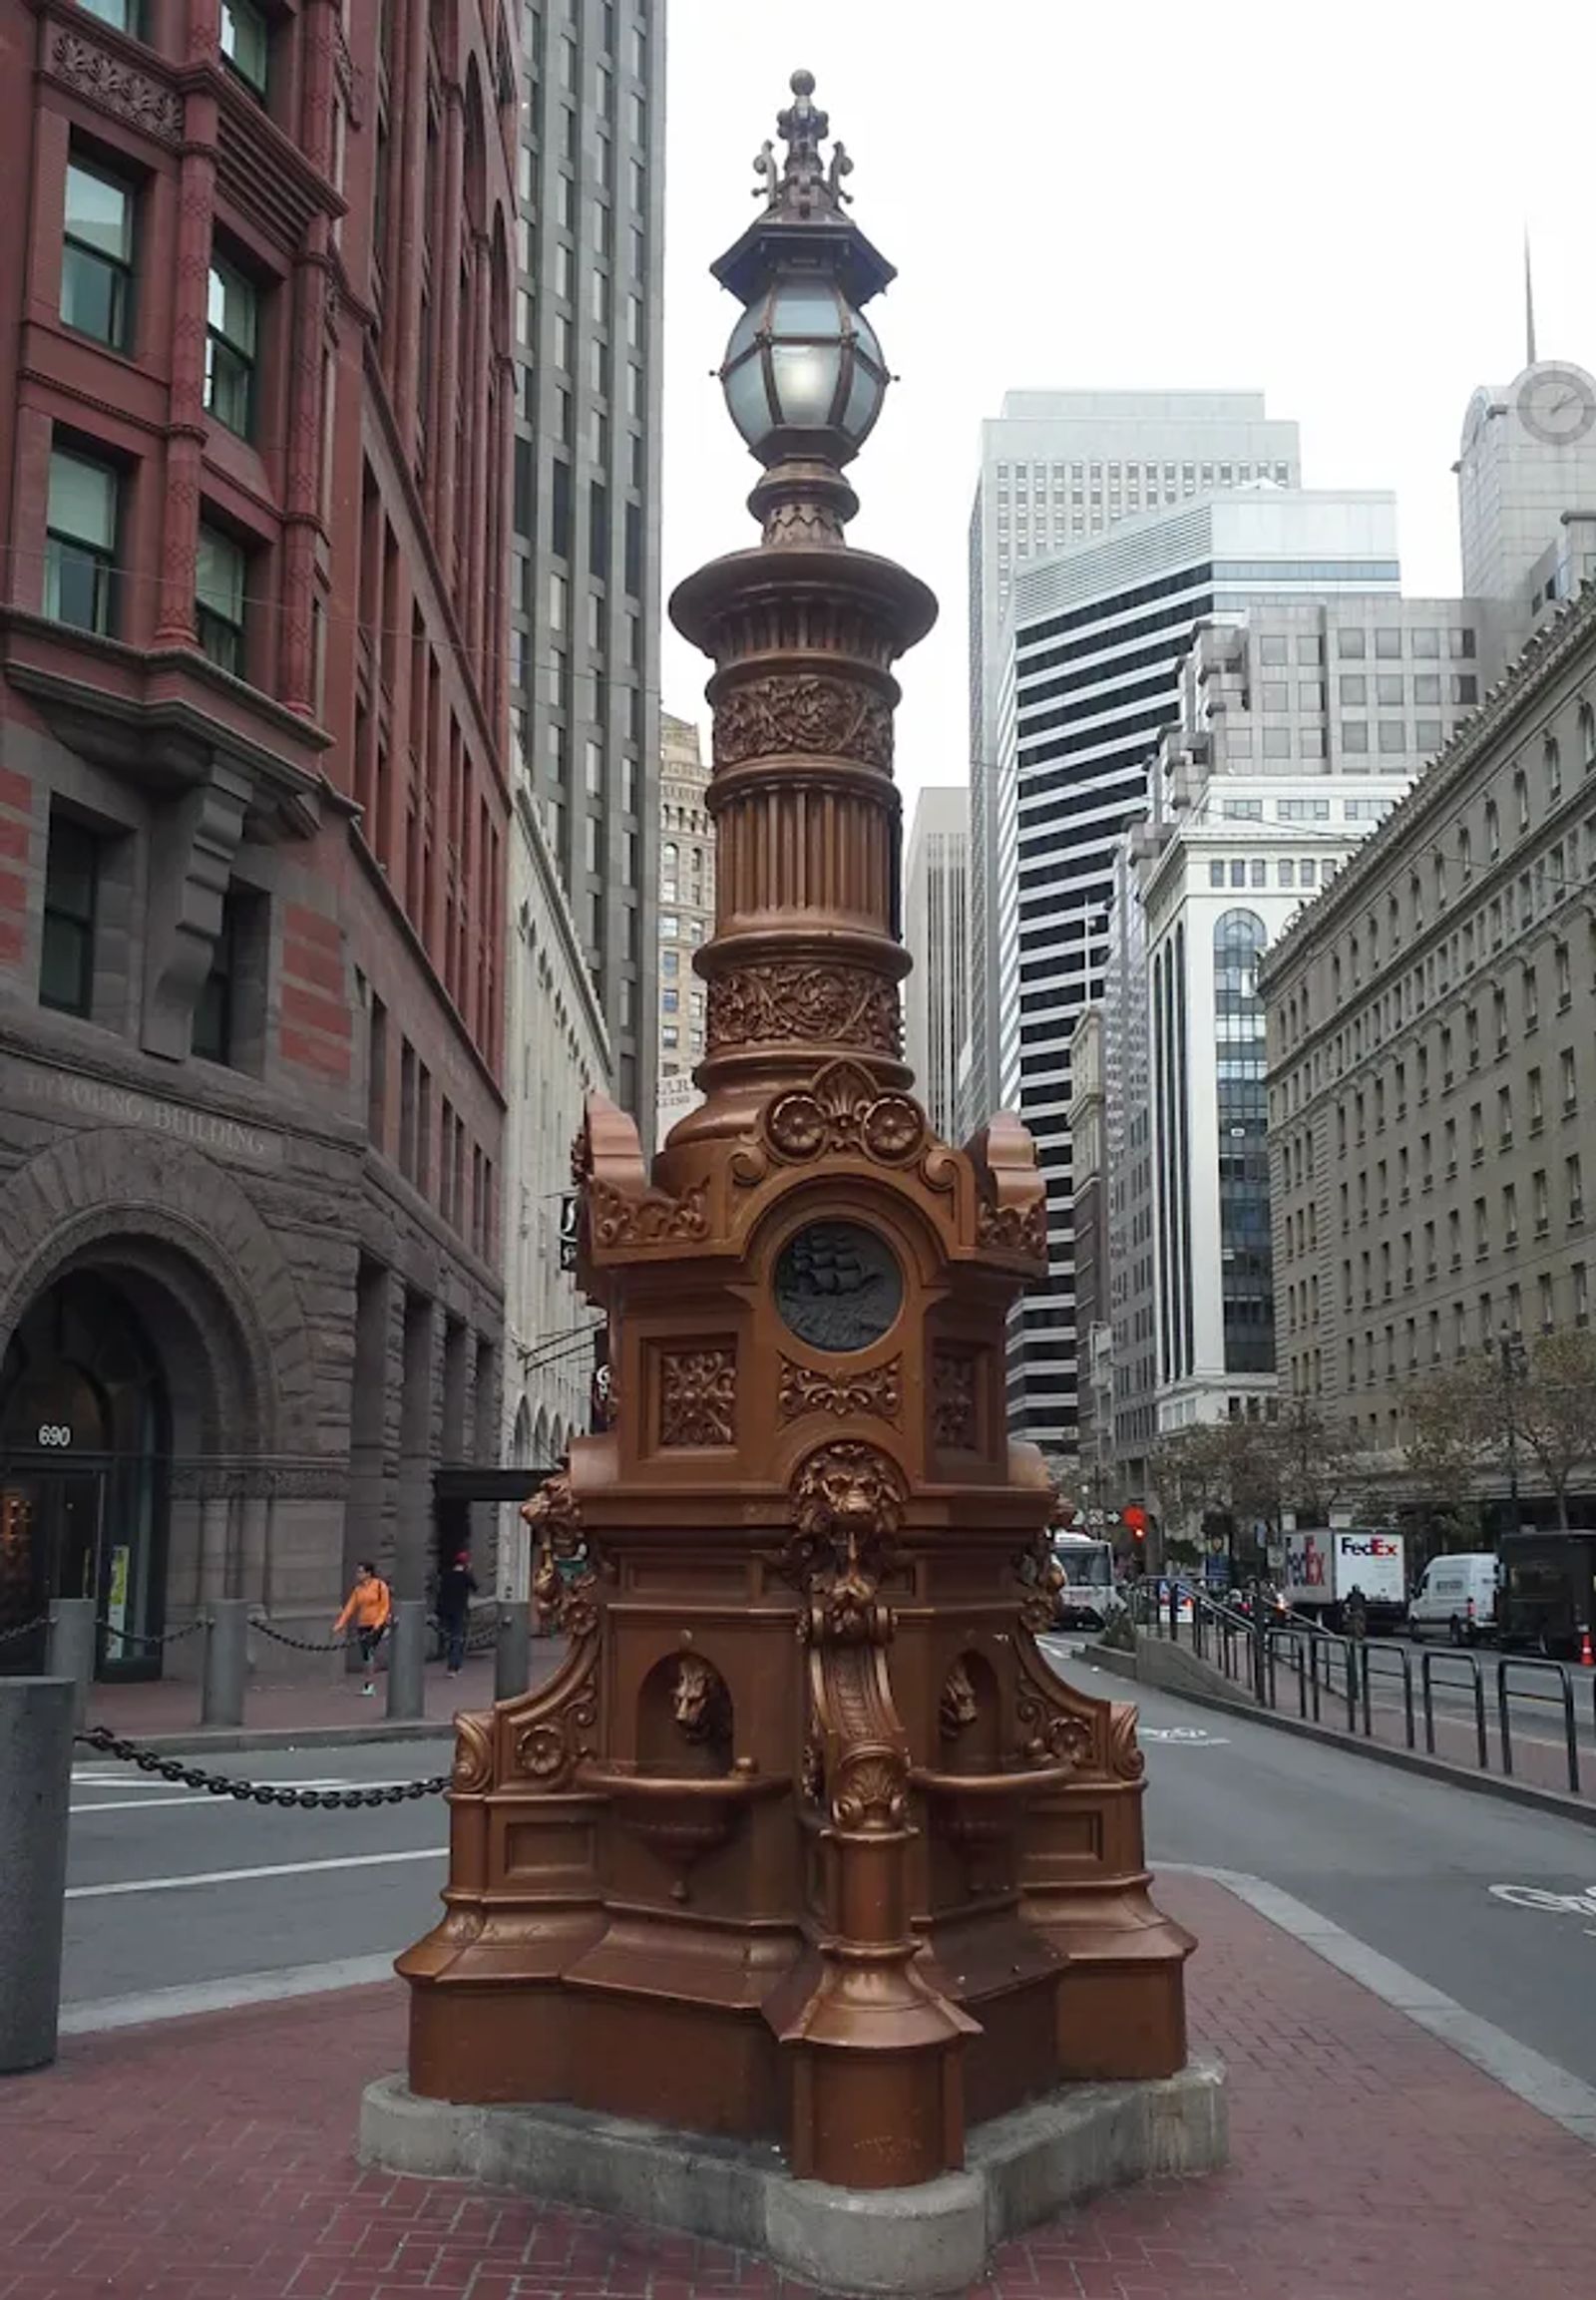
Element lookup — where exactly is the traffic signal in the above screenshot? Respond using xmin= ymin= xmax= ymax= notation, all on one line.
xmin=1123 ymin=1505 xmax=1148 ymax=1542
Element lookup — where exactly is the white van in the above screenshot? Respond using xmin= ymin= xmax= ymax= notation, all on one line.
xmin=1407 ymin=1553 xmax=1500 ymax=1645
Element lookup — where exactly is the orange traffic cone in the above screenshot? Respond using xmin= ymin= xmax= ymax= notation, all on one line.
xmin=1580 ymin=1626 xmax=1595 ymax=1670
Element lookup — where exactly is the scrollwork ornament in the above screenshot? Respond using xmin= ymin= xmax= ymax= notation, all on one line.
xmin=1108 ymin=1702 xmax=1147 ymax=1782
xmin=660 ymin=1348 xmax=737 ymax=1447
xmin=831 ymin=1747 xmax=909 ymax=1833
xmin=706 ymin=962 xmax=902 ymax=1057
xmin=778 ymin=1355 xmax=902 ymax=1425
xmin=50 ymin=30 xmax=184 ymax=146
xmin=450 ymin=1711 xmax=494 ymax=1794
xmin=588 ymin=1175 xmax=709 ymax=1248
xmin=931 ymin=1351 xmax=977 ymax=1449
xmin=976 ymin=1193 xmax=1048 ymax=1261
xmin=713 ymin=673 xmax=893 ymax=771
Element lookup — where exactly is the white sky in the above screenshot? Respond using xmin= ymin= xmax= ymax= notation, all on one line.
xmin=658 ymin=0 xmax=1596 ymax=814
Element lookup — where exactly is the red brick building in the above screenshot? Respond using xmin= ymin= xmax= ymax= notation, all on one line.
xmin=0 ymin=1 xmax=517 ymax=1673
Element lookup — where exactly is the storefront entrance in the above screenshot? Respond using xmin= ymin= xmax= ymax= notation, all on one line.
xmin=0 ymin=1272 xmax=171 ymax=1680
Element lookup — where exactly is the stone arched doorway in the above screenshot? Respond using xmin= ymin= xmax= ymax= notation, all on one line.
xmin=0 ymin=1241 xmax=272 ymax=1680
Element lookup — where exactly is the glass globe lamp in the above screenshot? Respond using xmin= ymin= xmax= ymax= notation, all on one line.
xmin=720 ymin=270 xmax=889 ymax=466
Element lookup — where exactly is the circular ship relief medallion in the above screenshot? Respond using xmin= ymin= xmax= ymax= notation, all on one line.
xmin=774 ymin=1222 xmax=903 ymax=1353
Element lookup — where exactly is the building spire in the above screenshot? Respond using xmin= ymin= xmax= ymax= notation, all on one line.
xmin=1524 ymin=225 xmax=1537 ymax=367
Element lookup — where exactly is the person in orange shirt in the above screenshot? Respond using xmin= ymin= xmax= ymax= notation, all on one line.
xmin=334 ymin=1560 xmax=392 ymax=1697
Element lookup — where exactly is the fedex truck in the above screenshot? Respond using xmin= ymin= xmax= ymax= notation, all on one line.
xmin=1281 ymin=1528 xmax=1407 ymax=1633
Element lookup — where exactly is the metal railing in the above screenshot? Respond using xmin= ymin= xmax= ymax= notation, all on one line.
xmin=1130 ymin=1578 xmax=1595 ymax=1798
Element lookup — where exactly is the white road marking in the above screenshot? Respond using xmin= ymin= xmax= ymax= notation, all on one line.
xmin=1139 ymin=1725 xmax=1229 ymax=1745
xmin=66 ymin=1847 xmax=444 ymax=1899
xmin=1488 ymin=1882 xmax=1596 ymax=1919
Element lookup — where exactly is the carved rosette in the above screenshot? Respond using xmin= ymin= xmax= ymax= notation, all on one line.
xmin=512 ymin=1670 xmax=599 ymax=1788
xmin=778 ymin=1354 xmax=902 ymax=1425
xmin=706 ymin=961 xmax=902 ymax=1057
xmin=660 ymin=1347 xmax=737 ymax=1448
xmin=713 ymin=673 xmax=893 ymax=771
xmin=1014 ymin=1691 xmax=1095 ymax=1773
xmin=931 ymin=1350 xmax=977 ymax=1449
xmin=749 ymin=1059 xmax=926 ymax=1177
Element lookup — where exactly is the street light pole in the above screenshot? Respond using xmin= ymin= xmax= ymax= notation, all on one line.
xmin=1496 ymin=1329 xmax=1524 ymax=1531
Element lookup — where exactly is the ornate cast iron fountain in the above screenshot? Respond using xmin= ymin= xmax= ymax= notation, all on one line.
xmin=397 ymin=70 xmax=1192 ymax=2191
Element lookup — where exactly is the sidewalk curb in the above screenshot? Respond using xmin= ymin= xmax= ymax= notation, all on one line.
xmin=79 ymin=1719 xmax=463 ymax=1758
xmin=1171 ymin=1864 xmax=1596 ymax=2152
xmin=1085 ymin=1641 xmax=1596 ymax=1831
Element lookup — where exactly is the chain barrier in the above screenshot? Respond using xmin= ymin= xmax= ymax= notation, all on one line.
xmin=75 ymin=1724 xmax=448 ymax=1805
xmin=0 ymin=1613 xmax=50 ymax=1645
xmin=247 ymin=1617 xmax=351 ymax=1654
xmin=97 ymin=1617 xmax=206 ymax=1651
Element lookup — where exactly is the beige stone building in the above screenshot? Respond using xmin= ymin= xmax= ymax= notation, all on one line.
xmin=1263 ymin=581 xmax=1596 ymax=1496
xmin=655 ymin=714 xmax=713 ymax=1139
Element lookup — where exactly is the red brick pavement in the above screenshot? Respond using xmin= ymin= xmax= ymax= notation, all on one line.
xmin=86 ymin=1642 xmax=568 ymax=1745
xmin=2 ymin=1875 xmax=1590 ymax=2299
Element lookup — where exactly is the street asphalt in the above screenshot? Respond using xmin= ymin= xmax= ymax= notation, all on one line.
xmin=61 ymin=1650 xmax=1596 ymax=2095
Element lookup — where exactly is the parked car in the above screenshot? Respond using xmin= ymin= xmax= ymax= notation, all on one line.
xmin=1407 ymin=1552 xmax=1500 ymax=1646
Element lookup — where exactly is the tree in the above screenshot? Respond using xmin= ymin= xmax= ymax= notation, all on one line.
xmin=1402 ymin=1357 xmax=1496 ymax=1545
xmin=1512 ymin=1328 xmax=1596 ymax=1529
xmin=1271 ymin=1396 xmax=1360 ymax=1526
xmin=1151 ymin=1418 xmax=1281 ymax=1572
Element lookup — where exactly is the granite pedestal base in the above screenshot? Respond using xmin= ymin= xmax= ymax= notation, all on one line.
xmin=359 ymin=2057 xmax=1228 ymax=2296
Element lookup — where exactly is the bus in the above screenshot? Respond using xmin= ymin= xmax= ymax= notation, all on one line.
xmin=1048 ymin=1529 xmax=1117 ymax=1630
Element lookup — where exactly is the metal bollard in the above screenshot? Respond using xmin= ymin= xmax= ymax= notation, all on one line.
xmin=496 ymin=1603 xmax=531 ymax=1701
xmin=201 ymin=1601 xmax=248 ymax=1728
xmin=386 ymin=1599 xmax=426 ymax=1722
xmin=0 ymin=1676 xmax=75 ymax=2073
xmin=46 ymin=1598 xmax=96 ymax=1732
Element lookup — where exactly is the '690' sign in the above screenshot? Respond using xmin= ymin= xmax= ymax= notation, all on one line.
xmin=35 ymin=1424 xmax=74 ymax=1447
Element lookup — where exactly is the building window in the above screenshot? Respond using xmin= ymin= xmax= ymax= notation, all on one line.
xmin=196 ymin=522 xmax=246 ymax=674
xmin=39 ymin=810 xmax=101 ymax=1018
xmin=192 ymin=887 xmax=239 ymax=1064
xmin=205 ymin=255 xmax=258 ymax=436
xmin=62 ymin=157 xmax=135 ymax=350
xmin=219 ymin=1 xmax=270 ymax=99
xmin=1568 ymin=1154 xmax=1585 ymax=1226
xmin=80 ymin=0 xmax=140 ymax=27
xmin=45 ymin=445 xmax=119 ymax=634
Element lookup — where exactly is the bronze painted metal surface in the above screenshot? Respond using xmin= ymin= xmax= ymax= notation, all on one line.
xmin=397 ymin=70 xmax=1192 ymax=2192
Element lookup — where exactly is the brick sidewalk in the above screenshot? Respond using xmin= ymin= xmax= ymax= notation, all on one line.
xmin=84 ymin=1640 xmax=568 ymax=1745
xmin=2 ymin=1875 xmax=1591 ymax=2297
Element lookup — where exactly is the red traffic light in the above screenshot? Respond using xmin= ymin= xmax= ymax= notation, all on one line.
xmin=1122 ymin=1505 xmax=1148 ymax=1539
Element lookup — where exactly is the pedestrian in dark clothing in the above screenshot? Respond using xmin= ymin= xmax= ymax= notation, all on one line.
xmin=436 ymin=1550 xmax=478 ymax=1676
xmin=1347 ymin=1584 xmax=1369 ymax=1642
